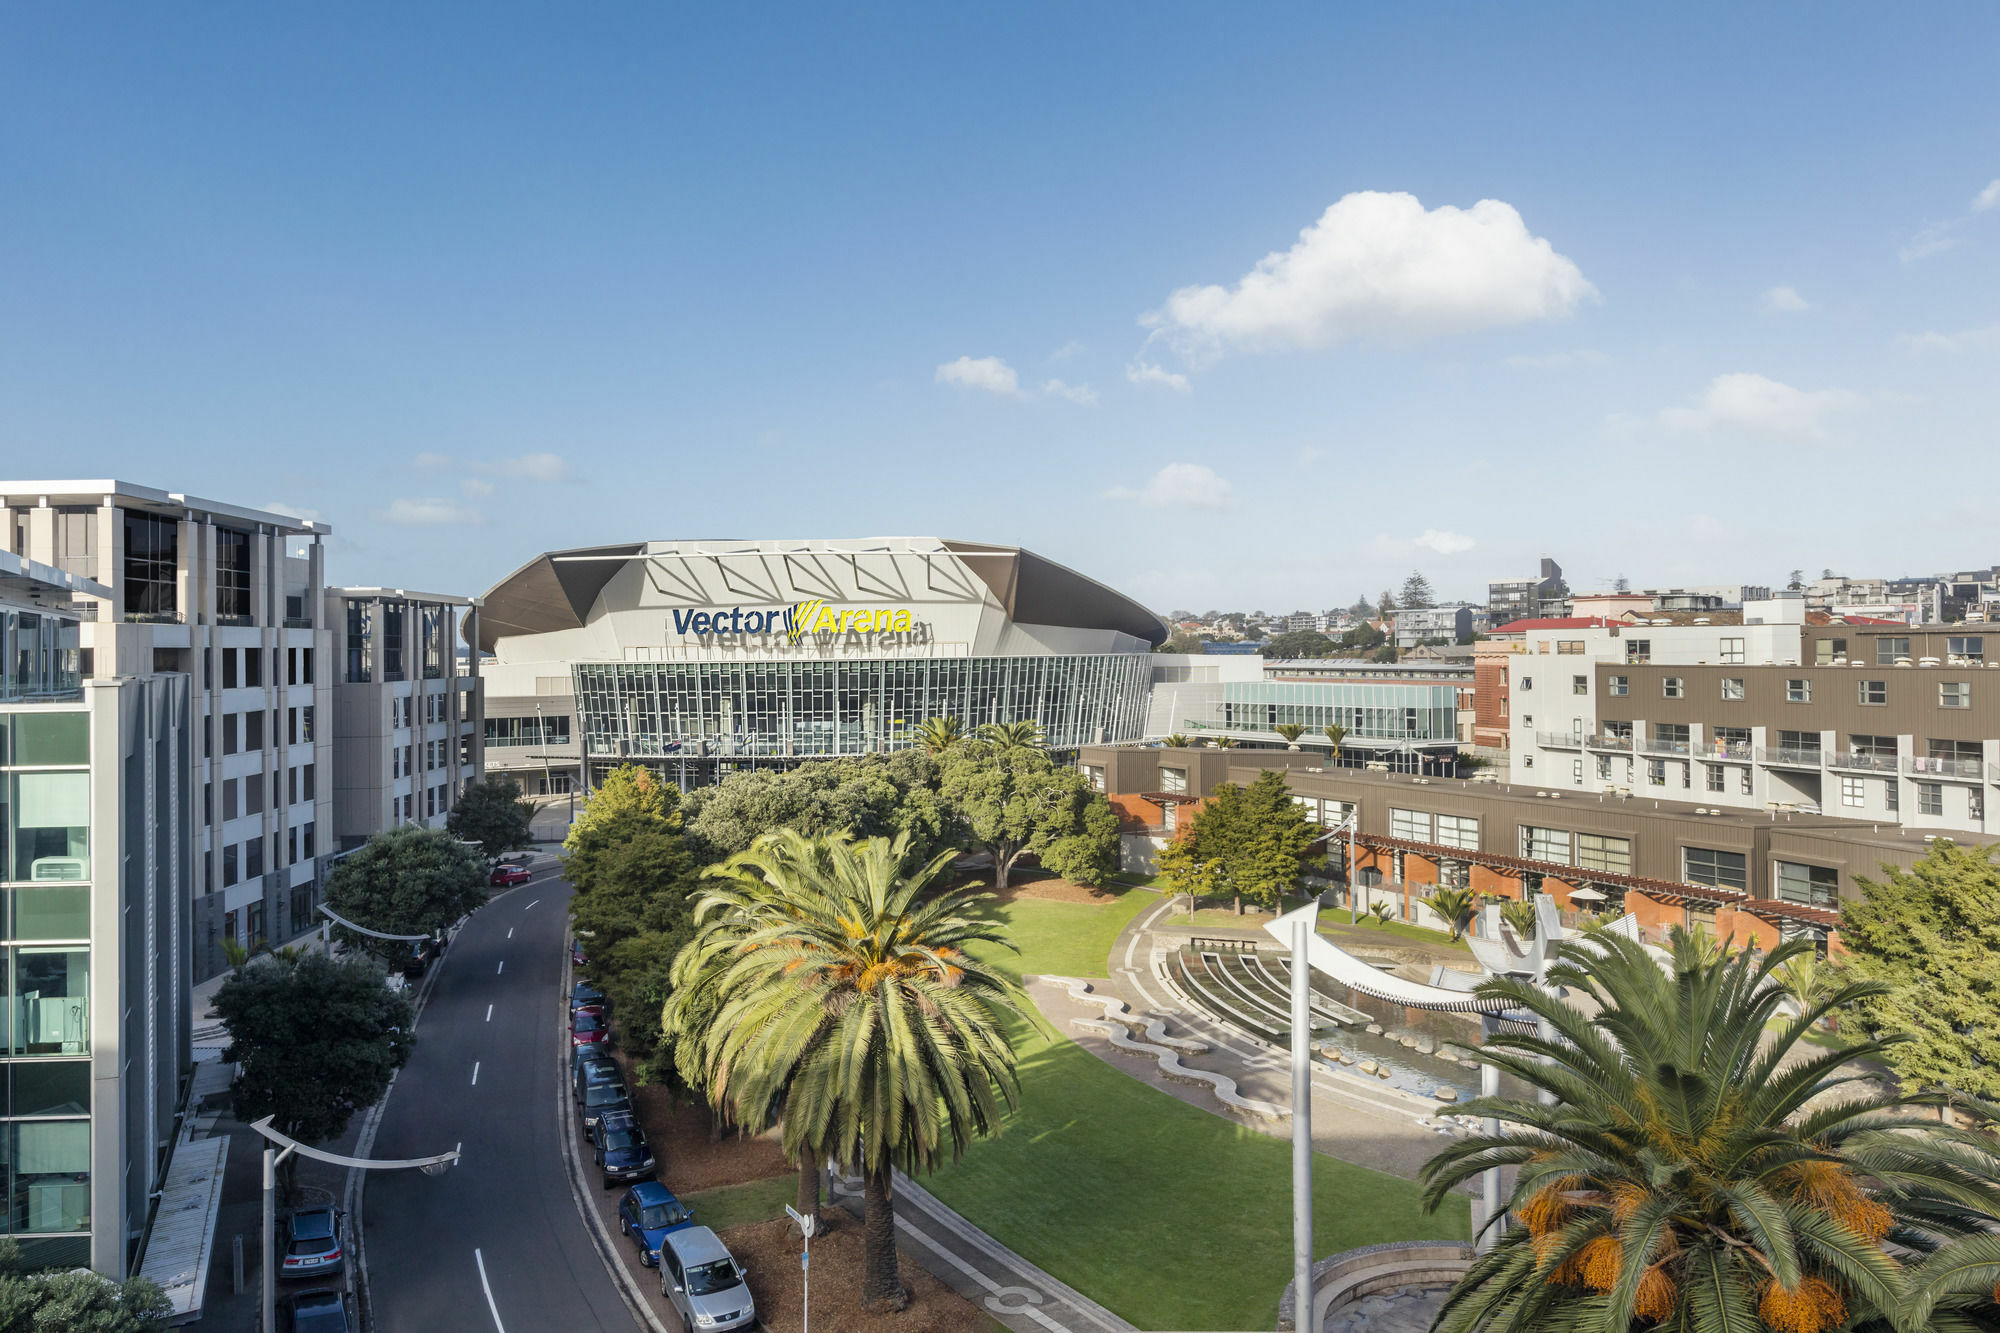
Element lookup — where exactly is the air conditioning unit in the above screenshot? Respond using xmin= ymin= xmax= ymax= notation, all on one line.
xmin=30 ymin=857 xmax=85 ymax=882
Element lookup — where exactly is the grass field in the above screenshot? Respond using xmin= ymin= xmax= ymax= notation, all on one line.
xmin=940 ymin=892 xmax=1467 ymax=1331
xmin=681 ymin=1175 xmax=797 ymax=1230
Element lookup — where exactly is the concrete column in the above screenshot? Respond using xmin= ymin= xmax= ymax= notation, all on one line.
xmin=97 ymin=504 xmax=121 ymax=623
xmin=87 ymin=680 xmax=129 ymax=1277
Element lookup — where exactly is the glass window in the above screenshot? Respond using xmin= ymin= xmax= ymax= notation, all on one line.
xmin=1520 ymin=826 xmax=1570 ymax=863
xmin=1721 ymin=677 xmax=1744 ymax=701
xmin=1435 ymin=814 xmax=1478 ymax=849
xmin=245 ymin=710 xmax=263 ymax=751
xmin=12 ymin=948 xmax=88 ymax=1054
xmin=345 ymin=602 xmax=374 ymax=683
xmin=1919 ymin=782 xmax=1943 ymax=816
xmin=1576 ymin=833 xmax=1631 ymax=874
xmin=1842 ymin=775 xmax=1864 ymax=807
xmin=1876 ymin=637 xmax=1909 ymax=666
xmin=1159 ymin=767 xmax=1187 ymax=794
xmin=1786 ymin=679 xmax=1811 ymax=703
xmin=12 ymin=1121 xmax=90 ymax=1233
xmin=1774 ymin=861 xmax=1838 ymax=908
xmin=9 ymin=774 xmax=88 ymax=882
xmin=215 ymin=528 xmax=252 ymax=620
xmin=1858 ymin=680 xmax=1887 ymax=705
xmin=1662 ymin=677 xmax=1683 ymax=699
xmin=121 ymin=511 xmax=179 ymax=621
xmin=1626 ymin=640 xmax=1650 ymax=664
xmin=243 ymin=647 xmax=261 ymax=688
xmin=1684 ymin=847 xmax=1747 ymax=892
xmin=1706 ymin=764 xmax=1723 ymax=791
xmin=1390 ymin=808 xmax=1431 ymax=841
xmin=9 ymin=714 xmax=86 ymax=767
xmin=1949 ymin=636 xmax=1984 ymax=663
xmin=1572 ymin=675 xmax=1587 ymax=695
xmin=11 ymin=1061 xmax=88 ymax=1117
xmin=381 ymin=601 xmax=407 ymax=681
xmin=1886 ymin=779 xmax=1899 ymax=811
xmin=1941 ymin=682 xmax=1970 ymax=708
xmin=1608 ymin=675 xmax=1628 ymax=696
xmin=11 ymin=886 xmax=88 ymax=941
xmin=1719 ymin=637 xmax=1744 ymax=664
xmin=1647 ymin=758 xmax=1666 ymax=786
xmin=1815 ymin=637 xmax=1847 ymax=666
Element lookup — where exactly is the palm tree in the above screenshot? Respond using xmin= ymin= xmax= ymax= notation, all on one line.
xmin=978 ymin=719 xmax=1044 ymax=754
xmin=1162 ymin=733 xmax=1192 ymax=748
xmin=1900 ymin=1092 xmax=2000 ymax=1331
xmin=1421 ymin=931 xmax=1996 ymax=1333
xmin=1499 ymin=897 xmax=1538 ymax=938
xmin=1213 ymin=735 xmax=1238 ymax=749
xmin=663 ymin=830 xmax=1022 ymax=1311
xmin=1369 ymin=901 xmax=1394 ymax=925
xmin=913 ymin=715 xmax=967 ymax=755
xmin=1274 ymin=723 xmax=1305 ymax=749
xmin=1775 ymin=950 xmax=1836 ymax=1014
xmin=1323 ymin=723 xmax=1348 ymax=765
xmin=1429 ymin=885 xmax=1476 ymax=941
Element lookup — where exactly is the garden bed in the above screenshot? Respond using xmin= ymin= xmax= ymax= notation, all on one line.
xmin=720 ymin=1214 xmax=1005 ymax=1333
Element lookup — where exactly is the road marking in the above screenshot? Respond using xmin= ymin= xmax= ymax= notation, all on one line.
xmin=471 ymin=1062 xmax=480 ymax=1086
xmin=525 ymin=899 xmax=540 ymax=910
xmin=475 ymin=1247 xmax=508 ymax=1333
xmin=508 ymin=927 xmax=514 ymax=939
xmin=497 ymin=960 xmax=505 ymax=975
xmin=485 ymin=1004 xmax=493 ymax=1022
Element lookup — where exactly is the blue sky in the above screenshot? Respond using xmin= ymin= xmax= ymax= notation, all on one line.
xmin=4 ymin=4 xmax=1997 ymax=613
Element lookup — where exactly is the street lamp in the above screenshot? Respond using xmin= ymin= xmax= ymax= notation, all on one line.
xmin=249 ymin=1116 xmax=458 ymax=1333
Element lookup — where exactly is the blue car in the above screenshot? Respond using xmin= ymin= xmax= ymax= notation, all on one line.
xmin=592 ymin=1110 xmax=656 ymax=1187
xmin=615 ymin=1181 xmax=694 ymax=1268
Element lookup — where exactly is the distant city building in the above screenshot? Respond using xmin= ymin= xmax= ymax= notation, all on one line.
xmin=1487 ymin=557 xmax=1569 ymax=627
xmin=1392 ymin=603 xmax=1475 ymax=649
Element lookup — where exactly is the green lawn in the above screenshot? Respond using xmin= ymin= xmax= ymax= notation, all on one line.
xmin=681 ymin=1175 xmax=797 ymax=1230
xmin=942 ymin=893 xmax=1467 ymax=1331
xmin=1320 ymin=915 xmax=1472 ymax=953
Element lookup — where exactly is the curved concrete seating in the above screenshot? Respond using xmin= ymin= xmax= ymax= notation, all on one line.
xmin=1038 ymin=974 xmax=1208 ymax=1053
xmin=1276 ymin=1240 xmax=1474 ymax=1332
xmin=1261 ymin=953 xmax=1372 ymax=1025
xmin=1041 ymin=976 xmax=1285 ymax=1121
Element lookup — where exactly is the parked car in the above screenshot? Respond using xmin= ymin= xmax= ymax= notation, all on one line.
xmin=592 ymin=1110 xmax=656 ymax=1187
xmin=572 ymin=1002 xmax=607 ymax=1023
xmin=490 ymin=863 xmax=532 ymax=887
xmin=570 ymin=1011 xmax=609 ymax=1048
xmin=279 ymin=1288 xmax=352 ymax=1332
xmin=571 ymin=939 xmax=588 ymax=967
xmin=401 ymin=935 xmax=440 ymax=980
xmin=580 ymin=1077 xmax=631 ymax=1131
xmin=616 ymin=1181 xmax=695 ymax=1268
xmin=279 ymin=1206 xmax=346 ymax=1279
xmin=573 ymin=1055 xmax=620 ymax=1103
xmin=658 ymin=1226 xmax=755 ymax=1330
xmin=570 ymin=980 xmax=606 ymax=1012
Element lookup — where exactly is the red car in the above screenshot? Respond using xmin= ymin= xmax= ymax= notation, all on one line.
xmin=571 ymin=1011 xmax=609 ymax=1047
xmin=573 ymin=1003 xmax=608 ymax=1022
xmin=490 ymin=864 xmax=532 ymax=887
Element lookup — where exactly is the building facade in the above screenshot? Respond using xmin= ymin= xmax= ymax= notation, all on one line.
xmin=1486 ymin=557 xmax=1569 ymax=627
xmin=1390 ymin=603 xmax=1476 ymax=649
xmin=477 ymin=538 xmax=1163 ymax=791
xmin=0 ymin=553 xmax=191 ymax=1276
xmin=326 ymin=589 xmax=484 ymax=848
xmin=0 ymin=483 xmax=333 ymax=982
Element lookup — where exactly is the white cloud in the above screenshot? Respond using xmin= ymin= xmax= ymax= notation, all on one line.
xmin=378 ymin=498 xmax=485 ymax=526
xmin=1662 ymin=372 xmax=1865 ymax=439
xmin=462 ymin=477 xmax=496 ymax=498
xmin=414 ymin=451 xmax=453 ymax=471
xmin=1901 ymin=221 xmax=1962 ymax=263
xmin=1415 ymin=529 xmax=1477 ymax=555
xmin=1144 ymin=191 xmax=1595 ymax=355
xmin=260 ymin=501 xmax=324 ymax=525
xmin=1126 ymin=361 xmax=1191 ymax=392
xmin=1296 ymin=445 xmax=1325 ymax=465
xmin=1050 ymin=340 xmax=1085 ymax=361
xmin=1899 ymin=324 xmax=2000 ymax=354
xmin=1042 ymin=378 xmax=1099 ymax=406
xmin=934 ymin=355 xmax=1021 ymax=396
xmin=1973 ymin=179 xmax=2000 ymax=213
xmin=495 ymin=452 xmax=573 ymax=482
xmin=1368 ymin=529 xmax=1478 ymax=561
xmin=1759 ymin=285 xmax=1810 ymax=313
xmin=1104 ymin=462 xmax=1236 ymax=510
xmin=1504 ymin=348 xmax=1607 ymax=370
xmin=414 ymin=450 xmax=577 ymax=484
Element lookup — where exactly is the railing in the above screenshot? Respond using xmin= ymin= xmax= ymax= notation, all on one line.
xmin=214 ymin=614 xmax=255 ymax=628
xmin=1907 ymin=755 xmax=1984 ymax=780
xmin=1535 ymin=731 xmax=1584 ymax=748
xmin=1586 ymin=733 xmax=1634 ymax=751
xmin=1827 ymin=751 xmax=1898 ymax=773
xmin=1642 ymin=736 xmax=1691 ymax=756
xmin=126 ymin=610 xmax=185 ymax=625
xmin=1691 ymin=739 xmax=1753 ymax=760
xmin=283 ymin=616 xmax=314 ymax=629
xmin=1757 ymin=746 xmax=1823 ymax=767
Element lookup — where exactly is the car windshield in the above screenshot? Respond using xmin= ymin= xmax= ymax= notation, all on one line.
xmin=602 ymin=1128 xmax=642 ymax=1151
xmin=574 ymin=1014 xmax=602 ymax=1032
xmin=582 ymin=1063 xmax=616 ymax=1082
xmin=685 ymin=1258 xmax=741 ymax=1296
xmin=639 ymin=1202 xmax=690 ymax=1230
xmin=292 ymin=1295 xmax=348 ymax=1330
xmin=288 ymin=1235 xmax=337 ymax=1256
xmin=585 ymin=1084 xmax=627 ymax=1107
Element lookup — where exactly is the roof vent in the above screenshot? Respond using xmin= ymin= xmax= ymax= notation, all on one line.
xmin=1693 ymin=617 xmax=1711 ymax=625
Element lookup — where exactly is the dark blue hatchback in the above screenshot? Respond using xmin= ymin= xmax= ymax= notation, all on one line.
xmin=615 ymin=1181 xmax=694 ymax=1267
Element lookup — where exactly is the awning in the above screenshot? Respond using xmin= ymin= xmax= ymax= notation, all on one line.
xmin=1567 ymin=886 xmax=1609 ymax=903
xmin=138 ymin=1134 xmax=229 ymax=1324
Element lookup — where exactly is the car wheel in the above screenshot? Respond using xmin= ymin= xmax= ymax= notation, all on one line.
xmin=619 ymin=1216 xmax=630 ymax=1236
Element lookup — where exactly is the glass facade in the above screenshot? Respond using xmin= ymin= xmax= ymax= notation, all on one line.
xmin=1215 ymin=681 xmax=1457 ymax=743
xmin=120 ymin=511 xmax=179 ymax=621
xmin=573 ymin=654 xmax=1150 ymax=761
xmin=0 ymin=704 xmax=90 ymax=1248
xmin=215 ymin=528 xmax=252 ymax=621
xmin=1 ymin=615 xmax=81 ymax=701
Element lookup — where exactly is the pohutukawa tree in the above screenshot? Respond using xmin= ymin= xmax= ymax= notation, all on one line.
xmin=1420 ymin=930 xmax=2000 ymax=1333
xmin=663 ymin=830 xmax=1022 ymax=1311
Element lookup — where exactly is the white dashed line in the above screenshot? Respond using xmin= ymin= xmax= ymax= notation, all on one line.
xmin=507 ymin=927 xmax=514 ymax=940
xmin=475 ymin=1247 xmax=508 ymax=1332
xmin=471 ymin=1062 xmax=481 ymax=1086
xmin=497 ymin=960 xmax=504 ymax=976
xmin=524 ymin=900 xmax=539 ymax=910
xmin=485 ymin=1004 xmax=493 ymax=1022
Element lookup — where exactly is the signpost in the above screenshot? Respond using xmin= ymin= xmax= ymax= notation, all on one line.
xmin=785 ymin=1202 xmax=816 ymax=1333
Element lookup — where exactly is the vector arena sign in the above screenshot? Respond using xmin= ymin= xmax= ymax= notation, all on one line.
xmin=671 ymin=599 xmax=918 ymax=644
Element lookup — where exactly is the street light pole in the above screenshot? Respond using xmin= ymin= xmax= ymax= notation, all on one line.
xmin=1289 ymin=908 xmax=1317 ymax=1333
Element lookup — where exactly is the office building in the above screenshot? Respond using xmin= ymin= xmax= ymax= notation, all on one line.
xmin=476 ymin=538 xmax=1162 ymax=791
xmin=326 ymin=588 xmax=484 ymax=848
xmin=1486 ymin=557 xmax=1569 ymax=627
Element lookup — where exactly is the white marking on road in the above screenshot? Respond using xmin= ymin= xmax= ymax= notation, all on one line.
xmin=508 ymin=927 xmax=514 ymax=939
xmin=497 ymin=960 xmax=505 ymax=975
xmin=486 ymin=1004 xmax=493 ymax=1022
xmin=471 ymin=1062 xmax=481 ymax=1086
xmin=524 ymin=899 xmax=539 ymax=910
xmin=475 ymin=1247 xmax=508 ymax=1333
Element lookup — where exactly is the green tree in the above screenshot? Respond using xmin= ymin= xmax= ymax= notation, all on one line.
xmin=681 ymin=754 xmax=944 ymax=864
xmin=1322 ymin=723 xmax=1347 ymax=763
xmin=977 ymin=720 xmax=1045 ymax=754
xmin=0 ymin=1241 xmax=171 ymax=1330
xmin=1339 ymin=621 xmax=1386 ymax=652
xmin=1399 ymin=571 xmax=1436 ymax=609
xmin=1379 ymin=589 xmax=1397 ymax=614
xmin=1499 ymin=897 xmax=1538 ymax=938
xmin=1170 ymin=771 xmax=1320 ymax=914
xmin=1212 ymin=735 xmax=1238 ymax=748
xmin=1162 ymin=733 xmax=1192 ymax=748
xmin=446 ymin=774 xmax=535 ymax=858
xmin=323 ymin=826 xmax=488 ymax=964
xmin=938 ymin=749 xmax=1117 ymax=889
xmin=1154 ymin=629 xmax=1206 ymax=654
xmin=1273 ymin=722 xmax=1304 ymax=747
xmin=1840 ymin=840 xmax=2000 ymax=1097
xmin=913 ymin=715 xmax=968 ymax=755
xmin=1155 ymin=831 xmax=1223 ymax=921
xmin=664 ymin=831 xmax=1021 ymax=1311
xmin=215 ymin=952 xmax=414 ymax=1200
xmin=570 ymin=824 xmax=701 ymax=1062
xmin=1428 ymin=885 xmax=1476 ymax=940
xmin=1421 ymin=931 xmax=1989 ymax=1333
xmin=562 ymin=764 xmax=678 ymax=889
xmin=1264 ymin=629 xmax=1338 ymax=659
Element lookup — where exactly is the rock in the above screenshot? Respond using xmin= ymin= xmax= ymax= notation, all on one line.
xmin=1414 ymin=1040 xmax=1435 ymax=1056
xmin=1365 ymin=1024 xmax=1384 ymax=1036
xmin=1339 ymin=1053 xmax=1356 ymax=1065
xmin=1357 ymin=1060 xmax=1379 ymax=1075
xmin=1398 ymin=1035 xmax=1418 ymax=1048
xmin=1323 ymin=1048 xmax=1343 ymax=1063
xmin=1378 ymin=1067 xmax=1392 ymax=1078
xmin=1434 ymin=1086 xmax=1459 ymax=1102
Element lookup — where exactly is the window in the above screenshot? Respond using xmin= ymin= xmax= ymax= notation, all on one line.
xmin=1706 ymin=764 xmax=1724 ymax=792
xmin=1572 ymin=675 xmax=1587 ymax=695
xmin=1775 ymin=861 xmax=1838 ymax=908
xmin=1160 ymin=802 xmax=1176 ymax=834
xmin=1608 ymin=675 xmax=1628 ymax=696
xmin=302 ymin=764 xmax=316 ymax=801
xmin=1815 ymin=637 xmax=1847 ymax=666
xmin=1918 ymin=782 xmax=1943 ymax=816
xmin=248 ymin=773 xmax=267 ymax=816
xmin=1949 ymin=635 xmax=1984 ymax=663
xmin=244 ymin=709 xmax=263 ymax=751
xmin=1684 ymin=847 xmax=1747 ymax=892
xmin=222 ymin=651 xmax=238 ymax=690
xmin=1876 ymin=637 xmax=1909 ymax=665
xmin=1521 ymin=826 xmax=1570 ymax=863
xmin=1738 ymin=768 xmax=1752 ymax=796
xmin=1626 ymin=640 xmax=1650 ymax=664
xmin=1886 ymin=780 xmax=1899 ymax=811
xmin=391 ymin=747 xmax=401 ymax=779
xmin=1523 ymin=754 xmax=1534 ymax=768
xmin=1655 ymin=723 xmax=1689 ymax=748
xmin=1941 ymin=681 xmax=1970 ymax=708
xmin=245 ymin=837 xmax=263 ymax=878
xmin=1719 ymin=637 xmax=1744 ymax=664
xmin=1721 ymin=677 xmax=1744 ymax=700
xmin=302 ymin=822 xmax=315 ymax=858
xmin=1435 ymin=814 xmax=1479 ymax=849
xmin=287 ymin=707 xmax=298 ymax=745
xmin=222 ymin=778 xmax=239 ymax=822
xmin=1647 ymin=759 xmax=1666 ymax=786
xmin=287 ymin=766 xmax=298 ymax=806
xmin=1083 ymin=764 xmax=1104 ymax=792
xmin=1858 ymin=679 xmax=1887 ymax=706
xmin=1786 ymin=679 xmax=1812 ymax=703
xmin=300 ymin=705 xmax=314 ymax=743
xmin=1841 ymin=775 xmax=1865 ymax=807
xmin=243 ymin=647 xmax=261 ymax=687
xmin=215 ymin=528 xmax=252 ymax=620
xmin=1575 ymin=833 xmax=1631 ymax=874
xmin=1777 ymin=728 xmax=1820 ymax=757
xmin=1596 ymin=754 xmax=1612 ymax=780
xmin=121 ymin=510 xmax=179 ymax=619
xmin=1520 ymin=676 xmax=1532 ymax=691
xmin=1974 ymin=789 xmax=1986 ymax=822
xmin=1390 ymin=808 xmax=1432 ymax=841
xmin=222 ymin=714 xmax=239 ymax=755
xmin=1572 ymin=758 xmax=1584 ymax=782
xmin=345 ymin=602 xmax=374 ymax=683
xmin=222 ymin=844 xmax=239 ymax=887
xmin=1850 ymin=733 xmax=1896 ymax=760
xmin=381 ymin=601 xmax=406 ymax=681
xmin=1663 ymin=677 xmax=1683 ymax=699
xmin=1159 ymin=767 xmax=1187 ymax=794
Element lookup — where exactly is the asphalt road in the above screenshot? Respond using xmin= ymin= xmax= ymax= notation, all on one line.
xmin=364 ymin=873 xmax=641 ymax=1333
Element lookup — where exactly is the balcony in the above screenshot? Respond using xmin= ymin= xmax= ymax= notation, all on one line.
xmin=1585 ymin=733 xmax=1634 ymax=751
xmin=1757 ymin=746 xmax=1823 ymax=768
xmin=1827 ymin=751 xmax=1898 ymax=773
xmin=126 ymin=610 xmax=185 ymax=625
xmin=1907 ymin=755 xmax=1985 ymax=780
xmin=283 ymin=616 xmax=314 ymax=630
xmin=1535 ymin=731 xmax=1584 ymax=749
xmin=1692 ymin=739 xmax=1753 ymax=761
xmin=1642 ymin=736 xmax=1691 ymax=756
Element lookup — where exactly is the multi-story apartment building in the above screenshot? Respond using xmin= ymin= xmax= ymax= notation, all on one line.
xmin=0 ymin=482 xmax=333 ymax=982
xmin=0 ymin=552 xmax=191 ymax=1277
xmin=1486 ymin=557 xmax=1568 ymax=627
xmin=1392 ymin=603 xmax=1475 ymax=649
xmin=326 ymin=588 xmax=484 ymax=847
xmin=1507 ymin=595 xmax=2000 ymax=840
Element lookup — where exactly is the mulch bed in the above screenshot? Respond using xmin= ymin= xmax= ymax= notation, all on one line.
xmin=978 ymin=873 xmax=1127 ymax=905
xmin=615 ymin=1061 xmax=792 ymax=1194
xmin=722 ymin=1214 xmax=998 ymax=1333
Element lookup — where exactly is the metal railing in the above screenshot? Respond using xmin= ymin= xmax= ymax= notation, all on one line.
xmin=1691 ymin=739 xmax=1753 ymax=760
xmin=1642 ymin=736 xmax=1691 ymax=756
xmin=126 ymin=609 xmax=185 ymax=625
xmin=1535 ymin=731 xmax=1584 ymax=748
xmin=1586 ymin=733 xmax=1634 ymax=751
xmin=1757 ymin=746 xmax=1823 ymax=767
xmin=1906 ymin=755 xmax=1985 ymax=780
xmin=1827 ymin=751 xmax=1898 ymax=773
xmin=283 ymin=616 xmax=314 ymax=629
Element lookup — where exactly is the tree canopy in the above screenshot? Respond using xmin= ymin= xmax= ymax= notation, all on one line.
xmin=1155 ymin=629 xmax=1205 ymax=655
xmin=323 ymin=825 xmax=488 ymax=963
xmin=1839 ymin=839 xmax=2000 ymax=1097
xmin=446 ymin=774 xmax=535 ymax=858
xmin=0 ymin=1241 xmax=171 ymax=1331
xmin=681 ymin=753 xmax=945 ymax=864
xmin=1398 ymin=570 xmax=1436 ymax=609
xmin=1160 ymin=770 xmax=1320 ymax=913
xmin=938 ymin=747 xmax=1118 ymax=889
xmin=1263 ymin=629 xmax=1338 ymax=659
